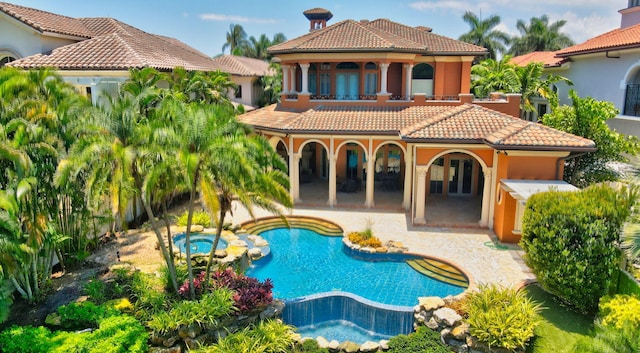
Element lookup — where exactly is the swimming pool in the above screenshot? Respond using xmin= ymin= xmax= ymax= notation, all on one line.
xmin=246 ymin=227 xmax=465 ymax=307
xmin=173 ymin=233 xmax=228 ymax=255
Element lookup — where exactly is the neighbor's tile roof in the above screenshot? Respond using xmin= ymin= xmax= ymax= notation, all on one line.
xmin=0 ymin=1 xmax=92 ymax=38
xmin=556 ymin=23 xmax=640 ymax=57
xmin=239 ymin=104 xmax=595 ymax=151
xmin=510 ymin=51 xmax=567 ymax=68
xmin=2 ymin=2 xmax=223 ymax=72
xmin=268 ymin=18 xmax=486 ymax=55
xmin=210 ymin=55 xmax=273 ymax=76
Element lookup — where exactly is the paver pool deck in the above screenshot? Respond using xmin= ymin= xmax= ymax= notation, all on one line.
xmin=229 ymin=206 xmax=536 ymax=291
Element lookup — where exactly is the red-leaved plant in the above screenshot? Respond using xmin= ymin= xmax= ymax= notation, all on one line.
xmin=179 ymin=268 xmax=273 ymax=314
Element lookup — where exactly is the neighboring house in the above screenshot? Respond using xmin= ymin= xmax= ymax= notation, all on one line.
xmin=210 ymin=55 xmax=274 ymax=110
xmin=238 ymin=8 xmax=595 ymax=242
xmin=0 ymin=2 xmax=243 ymax=107
xmin=512 ymin=1 xmax=640 ymax=136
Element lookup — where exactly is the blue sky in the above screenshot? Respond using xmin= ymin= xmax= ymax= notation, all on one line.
xmin=8 ymin=0 xmax=628 ymax=57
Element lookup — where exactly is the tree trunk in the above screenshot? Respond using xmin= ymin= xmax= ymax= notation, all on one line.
xmin=141 ymin=199 xmax=180 ymax=295
xmin=184 ymin=169 xmax=200 ymax=300
xmin=204 ymin=202 xmax=227 ymax=284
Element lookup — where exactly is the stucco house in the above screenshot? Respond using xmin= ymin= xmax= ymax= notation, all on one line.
xmin=0 ymin=2 xmax=271 ymax=109
xmin=238 ymin=8 xmax=595 ymax=242
xmin=512 ymin=0 xmax=640 ymax=136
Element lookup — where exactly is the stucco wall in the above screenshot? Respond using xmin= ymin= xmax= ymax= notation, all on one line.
xmin=0 ymin=13 xmax=40 ymax=58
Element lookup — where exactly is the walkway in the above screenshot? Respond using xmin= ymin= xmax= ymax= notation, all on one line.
xmin=229 ymin=205 xmax=536 ymax=291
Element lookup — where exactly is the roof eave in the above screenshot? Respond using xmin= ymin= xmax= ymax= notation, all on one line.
xmin=486 ymin=144 xmax=597 ymax=152
xmin=268 ymin=48 xmax=487 ymax=56
xmin=556 ymin=44 xmax=640 ymax=57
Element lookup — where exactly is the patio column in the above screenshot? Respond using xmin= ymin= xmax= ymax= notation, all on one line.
xmin=291 ymin=152 xmax=301 ymax=203
xmin=300 ymin=63 xmax=310 ymax=94
xmin=328 ymin=153 xmax=337 ymax=207
xmin=282 ymin=65 xmax=290 ymax=93
xmin=413 ymin=166 xmax=429 ymax=224
xmin=480 ymin=168 xmax=492 ymax=227
xmin=379 ymin=63 xmax=389 ymax=95
xmin=289 ymin=66 xmax=297 ymax=93
xmin=365 ymin=152 xmax=375 ymax=208
xmin=404 ymin=64 xmax=413 ymax=98
xmin=402 ymin=147 xmax=413 ymax=210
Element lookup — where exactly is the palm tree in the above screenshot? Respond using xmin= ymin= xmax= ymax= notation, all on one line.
xmin=222 ymin=24 xmax=248 ymax=55
xmin=239 ymin=32 xmax=287 ymax=60
xmin=509 ymin=15 xmax=574 ymax=56
xmin=203 ymin=133 xmax=292 ymax=281
xmin=516 ymin=61 xmax=571 ymax=118
xmin=458 ymin=11 xmax=510 ymax=60
xmin=470 ymin=56 xmax=520 ymax=97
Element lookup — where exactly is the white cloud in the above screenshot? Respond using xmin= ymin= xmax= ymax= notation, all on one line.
xmin=198 ymin=13 xmax=278 ymax=24
xmin=409 ymin=1 xmax=470 ymax=12
xmin=549 ymin=11 xmax=619 ymax=43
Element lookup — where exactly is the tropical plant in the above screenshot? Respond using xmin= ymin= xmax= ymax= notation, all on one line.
xmin=540 ymin=90 xmax=640 ymax=186
xmin=572 ymin=322 xmax=640 ymax=353
xmin=239 ymin=32 xmax=287 ymax=60
xmin=222 ymin=24 xmax=248 ymax=55
xmin=193 ymin=319 xmax=295 ymax=353
xmin=176 ymin=210 xmax=212 ymax=227
xmin=387 ymin=326 xmax=450 ymax=353
xmin=598 ymin=294 xmax=640 ymax=329
xmin=516 ymin=61 xmax=571 ymax=118
xmin=458 ymin=11 xmax=510 ymax=60
xmin=257 ymin=63 xmax=283 ymax=107
xmin=471 ymin=56 xmax=520 ymax=97
xmin=56 ymin=301 xmax=117 ymax=330
xmin=520 ymin=184 xmax=635 ymax=313
xmin=509 ymin=15 xmax=574 ymax=56
xmin=464 ymin=283 xmax=542 ymax=351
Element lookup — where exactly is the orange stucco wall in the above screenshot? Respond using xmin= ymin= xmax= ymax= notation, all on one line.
xmin=415 ymin=147 xmax=493 ymax=168
xmin=441 ymin=62 xmax=462 ymax=96
xmin=493 ymin=153 xmax=563 ymax=243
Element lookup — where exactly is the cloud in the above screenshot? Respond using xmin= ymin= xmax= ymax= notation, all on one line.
xmin=409 ymin=1 xmax=470 ymax=12
xmin=198 ymin=13 xmax=278 ymax=24
xmin=551 ymin=11 xmax=619 ymax=43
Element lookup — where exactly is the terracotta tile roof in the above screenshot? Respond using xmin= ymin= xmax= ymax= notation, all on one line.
xmin=0 ymin=1 xmax=92 ymax=38
xmin=239 ymin=104 xmax=595 ymax=151
xmin=3 ymin=3 xmax=222 ymax=72
xmin=210 ymin=55 xmax=273 ymax=76
xmin=510 ymin=51 xmax=567 ymax=68
xmin=268 ymin=18 xmax=486 ymax=55
xmin=556 ymin=23 xmax=640 ymax=56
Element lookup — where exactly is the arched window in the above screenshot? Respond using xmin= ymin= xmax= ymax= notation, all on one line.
xmin=624 ymin=68 xmax=640 ymax=116
xmin=308 ymin=63 xmax=318 ymax=95
xmin=0 ymin=56 xmax=16 ymax=67
xmin=412 ymin=63 xmax=434 ymax=96
xmin=336 ymin=62 xmax=359 ymax=99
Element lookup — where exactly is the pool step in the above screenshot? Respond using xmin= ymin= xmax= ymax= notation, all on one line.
xmin=406 ymin=259 xmax=468 ymax=288
xmin=242 ymin=216 xmax=343 ymax=237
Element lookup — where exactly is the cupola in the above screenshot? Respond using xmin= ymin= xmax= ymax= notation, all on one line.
xmin=303 ymin=8 xmax=333 ymax=31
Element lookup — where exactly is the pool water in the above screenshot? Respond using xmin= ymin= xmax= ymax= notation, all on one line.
xmin=246 ymin=227 xmax=464 ymax=307
xmin=173 ymin=233 xmax=228 ymax=255
xmin=296 ymin=320 xmax=391 ymax=343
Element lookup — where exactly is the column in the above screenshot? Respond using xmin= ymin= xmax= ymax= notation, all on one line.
xmin=289 ymin=66 xmax=297 ymax=93
xmin=365 ymin=141 xmax=375 ymax=207
xmin=328 ymin=138 xmax=337 ymax=207
xmin=479 ymin=168 xmax=492 ymax=227
xmin=404 ymin=64 xmax=413 ymax=98
xmin=281 ymin=65 xmax=290 ymax=93
xmin=413 ymin=166 xmax=429 ymax=224
xmin=379 ymin=63 xmax=389 ymax=95
xmin=402 ymin=147 xmax=413 ymax=210
xmin=300 ymin=63 xmax=310 ymax=94
xmin=291 ymin=153 xmax=301 ymax=203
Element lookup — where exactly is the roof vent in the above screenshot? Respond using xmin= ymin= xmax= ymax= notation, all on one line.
xmin=360 ymin=19 xmax=369 ymax=24
xmin=303 ymin=8 xmax=333 ymax=32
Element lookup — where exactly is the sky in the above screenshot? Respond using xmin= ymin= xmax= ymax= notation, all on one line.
xmin=7 ymin=0 xmax=629 ymax=57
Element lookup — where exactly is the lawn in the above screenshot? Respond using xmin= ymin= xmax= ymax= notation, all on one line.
xmin=525 ymin=284 xmax=594 ymax=353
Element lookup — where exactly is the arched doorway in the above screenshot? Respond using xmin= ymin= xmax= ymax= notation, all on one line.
xmin=372 ymin=143 xmax=405 ymax=208
xmin=335 ymin=141 xmax=367 ymax=206
xmin=623 ymin=67 xmax=640 ymax=117
xmin=297 ymin=141 xmax=330 ymax=206
xmin=422 ymin=152 xmax=485 ymax=226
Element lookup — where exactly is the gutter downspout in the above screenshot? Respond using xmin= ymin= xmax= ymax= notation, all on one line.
xmin=556 ymin=152 xmax=590 ymax=180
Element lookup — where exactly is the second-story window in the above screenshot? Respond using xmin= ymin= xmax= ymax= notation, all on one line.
xmin=364 ymin=62 xmax=378 ymax=96
xmin=412 ymin=63 xmax=434 ymax=96
xmin=308 ymin=64 xmax=317 ymax=95
xmin=336 ymin=62 xmax=360 ymax=100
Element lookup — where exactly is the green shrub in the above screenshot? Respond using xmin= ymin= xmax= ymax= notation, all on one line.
xmin=130 ymin=270 xmax=168 ymax=319
xmin=193 ymin=319 xmax=295 ymax=353
xmin=49 ymin=315 xmax=148 ymax=353
xmin=598 ymin=294 xmax=640 ymax=329
xmin=573 ymin=322 xmax=640 ymax=353
xmin=464 ymin=283 xmax=542 ymax=351
xmin=57 ymin=301 xmax=117 ymax=330
xmin=347 ymin=231 xmax=382 ymax=248
xmin=176 ymin=210 xmax=212 ymax=227
xmin=387 ymin=326 xmax=450 ymax=353
xmin=520 ymin=185 xmax=634 ymax=313
xmin=293 ymin=339 xmax=330 ymax=353
xmin=0 ymin=325 xmax=54 ymax=353
xmin=147 ymin=288 xmax=235 ymax=334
